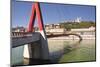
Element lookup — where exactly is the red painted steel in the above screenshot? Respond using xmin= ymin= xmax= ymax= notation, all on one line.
xmin=27 ymin=2 xmax=44 ymax=32
xmin=27 ymin=4 xmax=36 ymax=32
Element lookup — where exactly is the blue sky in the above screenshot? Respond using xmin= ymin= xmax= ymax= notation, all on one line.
xmin=12 ymin=0 xmax=96 ymax=27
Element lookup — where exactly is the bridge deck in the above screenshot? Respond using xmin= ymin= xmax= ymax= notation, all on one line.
xmin=12 ymin=32 xmax=82 ymax=48
xmin=12 ymin=32 xmax=41 ymax=48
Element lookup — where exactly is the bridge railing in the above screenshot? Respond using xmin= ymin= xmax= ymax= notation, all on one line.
xmin=12 ymin=32 xmax=33 ymax=37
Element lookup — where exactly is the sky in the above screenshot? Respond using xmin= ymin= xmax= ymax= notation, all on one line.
xmin=12 ymin=0 xmax=96 ymax=27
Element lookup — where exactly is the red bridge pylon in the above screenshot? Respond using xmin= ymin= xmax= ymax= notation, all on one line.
xmin=26 ymin=2 xmax=49 ymax=60
xmin=27 ymin=2 xmax=44 ymax=32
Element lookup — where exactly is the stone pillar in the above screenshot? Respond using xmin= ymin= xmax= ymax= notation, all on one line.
xmin=23 ymin=35 xmax=49 ymax=60
xmin=28 ymin=42 xmax=42 ymax=59
xmin=39 ymin=31 xmax=49 ymax=60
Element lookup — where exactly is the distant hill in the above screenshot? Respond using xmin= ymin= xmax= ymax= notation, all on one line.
xmin=60 ymin=21 xmax=95 ymax=30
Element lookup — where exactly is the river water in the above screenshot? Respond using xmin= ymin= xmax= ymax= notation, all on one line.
xmin=11 ymin=39 xmax=96 ymax=65
xmin=48 ymin=39 xmax=96 ymax=63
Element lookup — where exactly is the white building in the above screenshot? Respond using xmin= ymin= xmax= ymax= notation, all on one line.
xmin=74 ymin=17 xmax=81 ymax=23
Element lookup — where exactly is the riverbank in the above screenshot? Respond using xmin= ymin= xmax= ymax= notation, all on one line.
xmin=48 ymin=35 xmax=95 ymax=40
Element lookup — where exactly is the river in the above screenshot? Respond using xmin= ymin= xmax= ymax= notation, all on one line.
xmin=48 ymin=39 xmax=96 ymax=63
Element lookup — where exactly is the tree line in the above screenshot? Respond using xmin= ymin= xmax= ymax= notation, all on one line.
xmin=60 ymin=21 xmax=95 ymax=30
